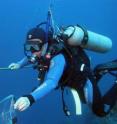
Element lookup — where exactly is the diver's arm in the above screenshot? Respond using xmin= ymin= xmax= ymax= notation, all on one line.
xmin=30 ymin=54 xmax=66 ymax=102
xmin=14 ymin=54 xmax=66 ymax=111
xmin=17 ymin=57 xmax=31 ymax=68
xmin=8 ymin=57 xmax=31 ymax=69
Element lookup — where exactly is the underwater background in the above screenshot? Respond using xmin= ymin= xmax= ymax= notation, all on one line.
xmin=0 ymin=0 xmax=117 ymax=124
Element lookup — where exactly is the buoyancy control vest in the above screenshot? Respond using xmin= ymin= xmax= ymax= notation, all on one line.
xmin=59 ymin=45 xmax=90 ymax=101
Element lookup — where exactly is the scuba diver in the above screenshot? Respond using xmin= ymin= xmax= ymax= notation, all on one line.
xmin=7 ymin=3 xmax=117 ymax=118
xmin=8 ymin=22 xmax=117 ymax=118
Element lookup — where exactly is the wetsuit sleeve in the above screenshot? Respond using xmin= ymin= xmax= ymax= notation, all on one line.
xmin=17 ymin=57 xmax=31 ymax=68
xmin=30 ymin=54 xmax=66 ymax=102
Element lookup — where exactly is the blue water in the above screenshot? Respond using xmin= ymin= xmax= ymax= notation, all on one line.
xmin=0 ymin=0 xmax=117 ymax=124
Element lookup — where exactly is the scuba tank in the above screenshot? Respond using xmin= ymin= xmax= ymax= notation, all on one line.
xmin=61 ymin=25 xmax=112 ymax=53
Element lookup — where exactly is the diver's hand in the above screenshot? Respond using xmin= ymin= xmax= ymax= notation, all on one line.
xmin=8 ymin=63 xmax=21 ymax=70
xmin=14 ymin=97 xmax=30 ymax=111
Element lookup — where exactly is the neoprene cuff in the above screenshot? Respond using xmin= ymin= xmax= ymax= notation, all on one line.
xmin=23 ymin=95 xmax=35 ymax=106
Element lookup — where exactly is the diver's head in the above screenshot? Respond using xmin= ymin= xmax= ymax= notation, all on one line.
xmin=26 ymin=27 xmax=46 ymax=43
xmin=24 ymin=27 xmax=46 ymax=62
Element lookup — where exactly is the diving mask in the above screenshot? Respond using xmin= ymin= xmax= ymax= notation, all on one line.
xmin=24 ymin=44 xmax=40 ymax=51
xmin=24 ymin=40 xmax=43 ymax=52
xmin=24 ymin=41 xmax=43 ymax=63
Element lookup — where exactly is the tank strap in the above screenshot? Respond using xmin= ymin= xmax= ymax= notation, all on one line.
xmin=65 ymin=25 xmax=76 ymax=41
xmin=58 ymin=25 xmax=76 ymax=42
xmin=77 ymin=24 xmax=89 ymax=46
xmin=60 ymin=24 xmax=89 ymax=46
